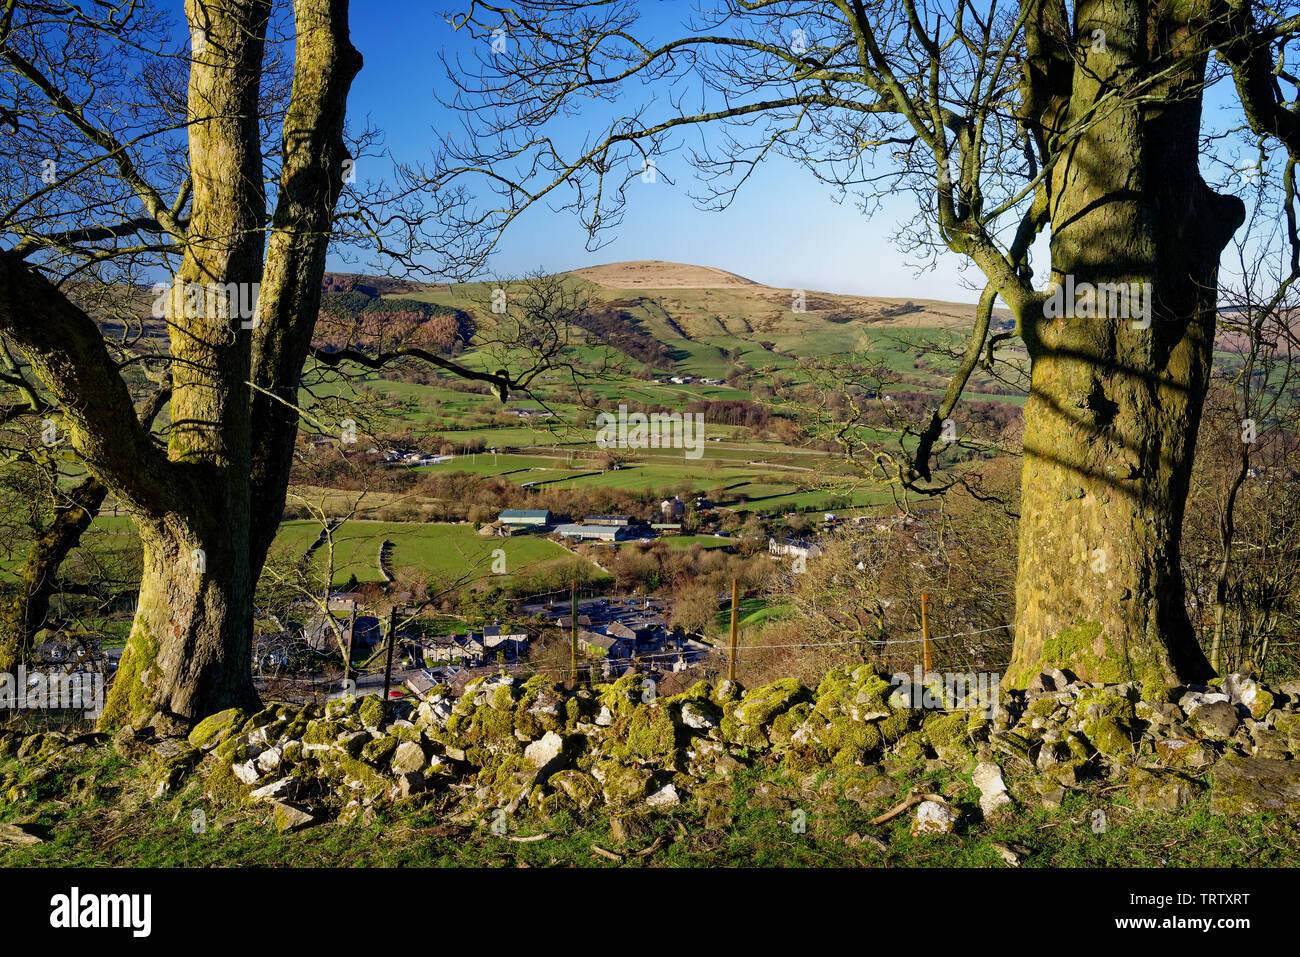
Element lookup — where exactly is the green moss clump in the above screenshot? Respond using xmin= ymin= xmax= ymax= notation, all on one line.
xmin=923 ymin=712 xmax=970 ymax=749
xmin=612 ymin=703 xmax=678 ymax=763
xmin=281 ymin=705 xmax=315 ymax=741
xmin=98 ymin=619 xmax=160 ymax=729
xmin=548 ymin=769 xmax=601 ymax=812
xmin=333 ymin=754 xmax=391 ymax=801
xmin=357 ymin=694 xmax=387 ymax=729
xmin=188 ymin=708 xmax=247 ymax=751
xmin=711 ymin=679 xmax=743 ymax=706
xmin=819 ymin=715 xmax=883 ymax=758
xmin=594 ymin=760 xmax=653 ymax=807
xmin=877 ymin=710 xmax=918 ymax=744
xmin=770 ymin=702 xmax=812 ymax=746
xmin=302 ymin=720 xmax=342 ymax=746
xmin=668 ymin=680 xmax=714 ymax=705
xmin=490 ymin=684 xmax=515 ymax=711
xmin=596 ymin=674 xmax=644 ymax=721
xmin=782 ymin=745 xmax=826 ymax=777
xmin=563 ymin=697 xmax=585 ymax=731
xmin=1024 ymin=697 xmax=1061 ymax=721
xmin=734 ymin=678 xmax=806 ymax=727
xmin=361 ymin=735 xmax=398 ymax=767
xmin=892 ymin=731 xmax=927 ymax=762
xmin=1088 ymin=716 xmax=1134 ymax=756
xmin=718 ymin=712 xmax=770 ymax=750
xmin=812 ymin=669 xmax=852 ymax=717
xmin=1076 ymin=687 xmax=1137 ymax=757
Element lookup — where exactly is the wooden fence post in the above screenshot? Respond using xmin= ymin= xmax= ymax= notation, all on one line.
xmin=568 ymin=579 xmax=577 ymax=690
xmin=342 ymin=600 xmax=356 ymax=690
xmin=383 ymin=604 xmax=398 ymax=702
xmin=921 ymin=592 xmax=932 ymax=673
xmin=728 ymin=578 xmax=739 ymax=682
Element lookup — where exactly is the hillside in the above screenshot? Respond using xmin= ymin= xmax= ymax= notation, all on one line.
xmin=327 ymin=261 xmax=1027 ymax=397
xmin=570 ymin=260 xmax=761 ymax=289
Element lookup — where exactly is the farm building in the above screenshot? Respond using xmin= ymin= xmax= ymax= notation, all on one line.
xmin=584 ymin=514 xmax=635 ymax=526
xmin=500 ymin=508 xmax=552 ymax=527
xmin=556 ymin=523 xmax=631 ymax=542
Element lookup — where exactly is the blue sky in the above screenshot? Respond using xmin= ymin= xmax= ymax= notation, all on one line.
xmin=334 ymin=2 xmax=1260 ymax=303
xmin=338 ymin=2 xmax=996 ymax=301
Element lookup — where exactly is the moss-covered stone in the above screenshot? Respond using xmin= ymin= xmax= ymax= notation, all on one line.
xmin=1128 ymin=767 xmax=1197 ymax=810
xmin=360 ymin=735 xmax=398 ymax=767
xmin=302 ymin=719 xmax=342 ymax=747
xmin=188 ymin=708 xmax=247 ymax=751
xmin=593 ymin=759 xmax=653 ymax=807
xmin=1210 ymin=755 xmax=1300 ymax=815
xmin=734 ymin=678 xmax=806 ymax=727
xmin=1076 ymin=687 xmax=1138 ymax=757
xmin=923 ymin=712 xmax=970 ymax=749
xmin=770 ymin=702 xmax=812 ymax=746
xmin=548 ymin=768 xmax=601 ymax=812
xmin=357 ymin=694 xmax=387 ymax=730
xmin=612 ymin=703 xmax=678 ymax=764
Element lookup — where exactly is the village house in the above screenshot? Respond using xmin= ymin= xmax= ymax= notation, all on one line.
xmin=303 ymin=611 xmax=383 ymax=655
xmin=604 ymin=620 xmax=658 ymax=650
xmin=418 ymin=631 xmax=487 ymax=668
xmin=483 ymin=622 xmax=529 ymax=658
xmin=578 ymin=629 xmax=629 ymax=659
xmin=768 ymin=537 xmax=825 ymax=561
xmin=449 ymin=665 xmax=508 ymax=697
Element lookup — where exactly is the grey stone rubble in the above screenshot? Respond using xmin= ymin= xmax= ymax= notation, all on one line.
xmin=4 ymin=665 xmax=1296 ymax=837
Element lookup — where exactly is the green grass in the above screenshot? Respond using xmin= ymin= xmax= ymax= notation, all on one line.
xmin=272 ymin=520 xmax=589 ymax=587
xmin=2 ymin=738 xmax=1294 ymax=868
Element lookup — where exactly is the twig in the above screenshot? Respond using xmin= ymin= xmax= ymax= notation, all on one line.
xmin=591 ymin=844 xmax=623 ymax=861
xmin=634 ymin=836 xmax=664 ymax=857
xmin=870 ymin=792 xmax=946 ymax=826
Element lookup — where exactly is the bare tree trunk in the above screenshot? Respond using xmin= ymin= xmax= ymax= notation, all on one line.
xmin=109 ymin=509 xmax=259 ymax=721
xmin=1007 ymin=0 xmax=1242 ymax=688
xmin=100 ymin=0 xmax=360 ymax=727
xmin=0 ymin=475 xmax=106 ymax=670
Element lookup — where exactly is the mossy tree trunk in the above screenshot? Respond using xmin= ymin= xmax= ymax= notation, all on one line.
xmin=1007 ymin=0 xmax=1244 ymax=688
xmin=101 ymin=0 xmax=361 ymax=727
xmin=0 ymin=0 xmax=361 ymax=727
xmin=0 ymin=475 xmax=106 ymax=671
xmin=100 ymin=0 xmax=270 ymax=726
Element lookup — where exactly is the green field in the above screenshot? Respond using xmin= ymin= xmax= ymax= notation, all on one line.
xmin=275 ymin=520 xmax=592 ymax=588
xmin=1 ymin=517 xmax=597 ymax=591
